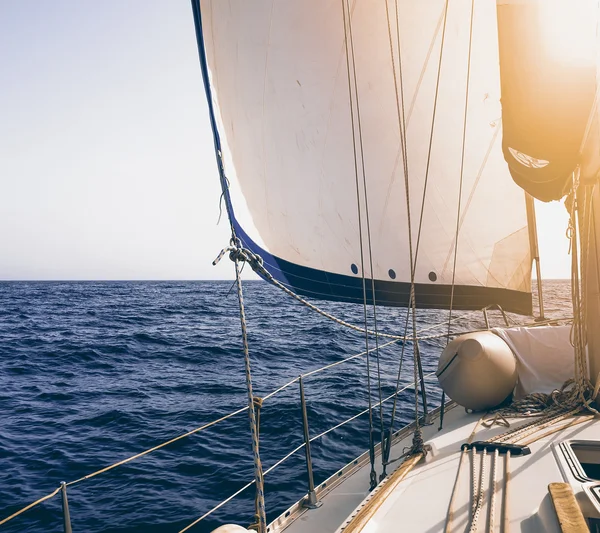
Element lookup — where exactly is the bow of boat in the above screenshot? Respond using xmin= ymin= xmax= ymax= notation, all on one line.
xmin=272 ymin=405 xmax=600 ymax=533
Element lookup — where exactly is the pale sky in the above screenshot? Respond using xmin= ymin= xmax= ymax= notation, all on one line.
xmin=0 ymin=1 xmax=571 ymax=280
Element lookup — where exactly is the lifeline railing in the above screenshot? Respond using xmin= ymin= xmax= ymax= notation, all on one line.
xmin=0 ymin=307 xmax=570 ymax=532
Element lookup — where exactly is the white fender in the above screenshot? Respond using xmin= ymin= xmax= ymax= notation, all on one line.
xmin=210 ymin=525 xmax=252 ymax=533
xmin=437 ymin=331 xmax=517 ymax=411
xmin=210 ymin=526 xmax=252 ymax=533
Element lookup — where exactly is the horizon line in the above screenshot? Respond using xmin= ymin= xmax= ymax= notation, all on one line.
xmin=0 ymin=278 xmax=571 ymax=282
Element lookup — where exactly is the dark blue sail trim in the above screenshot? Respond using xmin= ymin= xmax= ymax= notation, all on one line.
xmin=191 ymin=0 xmax=236 ymax=233
xmin=234 ymin=221 xmax=533 ymax=316
xmin=192 ymin=0 xmax=532 ymax=316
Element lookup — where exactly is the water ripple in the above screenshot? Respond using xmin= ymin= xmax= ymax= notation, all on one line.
xmin=0 ymin=280 xmax=570 ymax=532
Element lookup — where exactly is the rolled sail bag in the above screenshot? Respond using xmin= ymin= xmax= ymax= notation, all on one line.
xmin=497 ymin=0 xmax=598 ymax=201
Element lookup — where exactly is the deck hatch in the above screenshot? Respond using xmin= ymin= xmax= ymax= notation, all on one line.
xmin=561 ymin=440 xmax=600 ymax=482
xmin=572 ymin=443 xmax=600 ymax=480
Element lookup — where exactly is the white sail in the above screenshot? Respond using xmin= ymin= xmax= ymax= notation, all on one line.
xmin=196 ymin=0 xmax=533 ymax=313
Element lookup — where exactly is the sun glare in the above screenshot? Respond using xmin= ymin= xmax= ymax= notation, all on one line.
xmin=540 ymin=0 xmax=598 ymax=67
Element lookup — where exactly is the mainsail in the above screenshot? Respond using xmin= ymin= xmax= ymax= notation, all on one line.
xmin=192 ymin=0 xmax=534 ymax=314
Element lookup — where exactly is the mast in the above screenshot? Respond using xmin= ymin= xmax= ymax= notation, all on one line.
xmin=581 ymin=182 xmax=600 ymax=388
xmin=579 ymin=0 xmax=600 ymax=392
xmin=525 ymin=193 xmax=545 ymax=319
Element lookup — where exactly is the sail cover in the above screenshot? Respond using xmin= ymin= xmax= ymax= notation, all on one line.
xmin=192 ymin=0 xmax=533 ymax=314
xmin=497 ymin=0 xmax=599 ymax=202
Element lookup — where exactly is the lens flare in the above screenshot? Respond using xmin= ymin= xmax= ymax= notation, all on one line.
xmin=540 ymin=0 xmax=598 ymax=67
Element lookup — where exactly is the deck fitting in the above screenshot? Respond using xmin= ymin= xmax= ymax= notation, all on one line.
xmin=461 ymin=441 xmax=531 ymax=456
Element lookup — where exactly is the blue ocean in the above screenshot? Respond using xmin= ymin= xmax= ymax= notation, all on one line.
xmin=0 ymin=280 xmax=570 ymax=532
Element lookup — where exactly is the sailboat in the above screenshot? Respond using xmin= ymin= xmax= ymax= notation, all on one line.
xmin=4 ymin=1 xmax=600 ymax=531
xmin=191 ymin=0 xmax=600 ymax=532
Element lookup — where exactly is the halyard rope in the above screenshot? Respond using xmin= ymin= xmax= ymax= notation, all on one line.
xmin=447 ymin=0 xmax=475 ymax=373
xmin=389 ymin=0 xmax=429 ymax=453
xmin=381 ymin=0 xmax=451 ymax=462
xmin=343 ymin=0 xmax=388 ymax=477
xmin=469 ymin=447 xmax=487 ymax=533
xmin=340 ymin=0 xmax=381 ymax=490
xmin=230 ymin=245 xmax=267 ymax=533
xmin=489 ymin=449 xmax=499 ymax=533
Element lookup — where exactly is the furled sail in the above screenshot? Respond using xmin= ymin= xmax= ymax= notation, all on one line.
xmin=497 ymin=0 xmax=599 ymax=202
xmin=192 ymin=0 xmax=533 ymax=314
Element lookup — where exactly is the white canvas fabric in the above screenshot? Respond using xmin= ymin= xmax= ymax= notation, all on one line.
xmin=493 ymin=326 xmax=576 ymax=399
xmin=200 ymin=0 xmax=532 ymax=293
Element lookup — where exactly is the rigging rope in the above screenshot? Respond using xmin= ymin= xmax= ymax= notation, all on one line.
xmin=396 ymin=15 xmax=428 ymax=461
xmin=389 ymin=0 xmax=429 ymax=443
xmin=0 ymin=405 xmax=252 ymax=528
xmin=439 ymin=0 xmax=475 ymax=434
xmin=249 ymin=396 xmax=264 ymax=532
xmin=232 ymin=249 xmax=267 ymax=533
xmin=489 ymin=449 xmax=499 ymax=533
xmin=490 ymin=171 xmax=600 ymax=422
xmin=394 ymin=0 xmax=430 ymax=431
xmin=1 ymin=349 xmax=438 ymax=531
xmin=447 ymin=0 xmax=475 ymax=353
xmin=380 ymin=0 xmax=451 ymax=467
xmin=469 ymin=447 xmax=487 ymax=533
xmin=340 ymin=0 xmax=383 ymax=488
xmin=344 ymin=0 xmax=387 ymax=453
xmin=381 ymin=0 xmax=419 ymax=446
xmin=444 ymin=418 xmax=482 ymax=533
xmin=215 ymin=245 xmax=572 ymax=343
xmin=0 ymin=487 xmax=62 ymax=528
xmin=445 ymin=219 xmax=600 ymax=533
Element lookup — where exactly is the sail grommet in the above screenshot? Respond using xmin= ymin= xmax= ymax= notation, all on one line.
xmin=388 ymin=269 xmax=396 ymax=279
xmin=350 ymin=263 xmax=358 ymax=275
xmin=429 ymin=272 xmax=437 ymax=282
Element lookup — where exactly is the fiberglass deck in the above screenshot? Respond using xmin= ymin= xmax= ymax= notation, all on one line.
xmin=272 ymin=404 xmax=600 ymax=533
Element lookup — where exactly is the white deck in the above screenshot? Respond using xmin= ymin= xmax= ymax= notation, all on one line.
xmin=272 ymin=405 xmax=600 ymax=532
